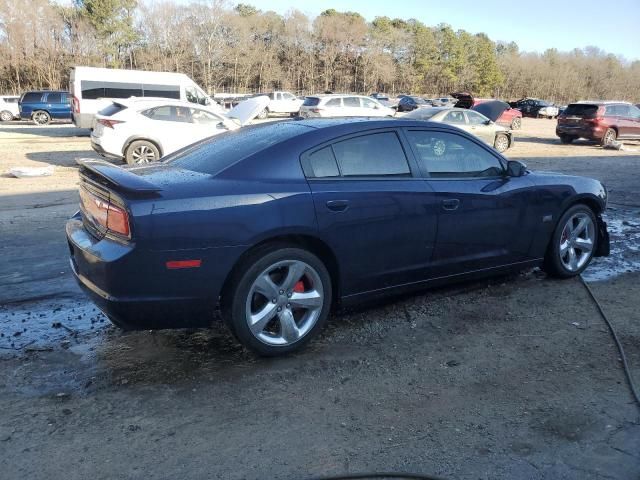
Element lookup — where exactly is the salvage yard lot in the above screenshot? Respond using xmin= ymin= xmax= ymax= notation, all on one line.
xmin=1 ymin=118 xmax=639 ymax=479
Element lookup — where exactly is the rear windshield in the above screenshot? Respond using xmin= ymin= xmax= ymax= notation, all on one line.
xmin=563 ymin=104 xmax=599 ymax=117
xmin=303 ymin=97 xmax=320 ymax=107
xmin=166 ymin=122 xmax=310 ymax=175
xmin=404 ymin=108 xmax=439 ymax=120
xmin=99 ymin=103 xmax=127 ymax=117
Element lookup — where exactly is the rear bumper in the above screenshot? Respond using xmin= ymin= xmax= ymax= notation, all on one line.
xmin=66 ymin=215 xmax=216 ymax=329
xmin=556 ymin=124 xmax=605 ymax=140
xmin=91 ymin=140 xmax=122 ymax=161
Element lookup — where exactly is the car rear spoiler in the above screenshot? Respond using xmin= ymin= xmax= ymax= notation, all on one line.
xmin=78 ymin=159 xmax=162 ymax=195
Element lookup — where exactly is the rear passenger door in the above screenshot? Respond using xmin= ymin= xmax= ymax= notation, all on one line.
xmin=44 ymin=93 xmax=68 ymax=119
xmin=403 ymin=128 xmax=536 ymax=276
xmin=342 ymin=96 xmax=361 ymax=116
xmin=303 ymin=130 xmax=438 ymax=296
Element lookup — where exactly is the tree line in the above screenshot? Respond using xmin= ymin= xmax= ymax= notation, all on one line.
xmin=1 ymin=0 xmax=639 ymax=104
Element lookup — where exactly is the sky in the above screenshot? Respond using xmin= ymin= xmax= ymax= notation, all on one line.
xmin=168 ymin=0 xmax=640 ymax=61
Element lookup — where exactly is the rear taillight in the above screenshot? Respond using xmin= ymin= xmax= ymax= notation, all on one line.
xmin=72 ymin=96 xmax=80 ymax=113
xmin=80 ymin=187 xmax=131 ymax=238
xmin=98 ymin=118 xmax=124 ymax=129
xmin=311 ymin=108 xmax=324 ymax=113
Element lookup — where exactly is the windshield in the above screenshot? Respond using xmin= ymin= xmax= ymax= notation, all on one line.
xmin=166 ymin=122 xmax=309 ymax=175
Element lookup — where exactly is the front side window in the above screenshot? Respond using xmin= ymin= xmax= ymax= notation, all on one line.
xmin=331 ymin=132 xmax=410 ymax=177
xmin=406 ymin=130 xmax=504 ymax=179
xmin=282 ymin=93 xmax=295 ymax=100
xmin=466 ymin=111 xmax=488 ymax=125
xmin=190 ymin=108 xmax=223 ymax=125
xmin=361 ymin=98 xmax=378 ymax=109
xmin=143 ymin=105 xmax=193 ymax=123
xmin=185 ymin=86 xmax=209 ymax=106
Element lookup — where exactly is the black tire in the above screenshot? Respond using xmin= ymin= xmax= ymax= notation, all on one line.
xmin=559 ymin=135 xmax=574 ymax=144
xmin=124 ymin=140 xmax=160 ymax=165
xmin=32 ymin=110 xmax=50 ymax=125
xmin=601 ymin=128 xmax=616 ymax=146
xmin=257 ymin=108 xmax=269 ymax=119
xmin=222 ymin=246 xmax=332 ymax=356
xmin=0 ymin=110 xmax=13 ymax=122
xmin=510 ymin=117 xmax=521 ymax=130
xmin=544 ymin=204 xmax=598 ymax=278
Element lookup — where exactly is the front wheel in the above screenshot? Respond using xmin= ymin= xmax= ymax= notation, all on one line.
xmin=32 ymin=110 xmax=50 ymax=125
xmin=0 ymin=110 xmax=13 ymax=122
xmin=222 ymin=246 xmax=332 ymax=356
xmin=510 ymin=117 xmax=521 ymax=130
xmin=544 ymin=205 xmax=597 ymax=278
xmin=494 ymin=133 xmax=510 ymax=153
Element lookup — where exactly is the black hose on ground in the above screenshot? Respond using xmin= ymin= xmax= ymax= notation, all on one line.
xmin=580 ymin=275 xmax=640 ymax=409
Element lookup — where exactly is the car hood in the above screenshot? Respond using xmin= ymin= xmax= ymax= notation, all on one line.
xmin=471 ymin=100 xmax=510 ymax=122
xmin=224 ymin=95 xmax=270 ymax=127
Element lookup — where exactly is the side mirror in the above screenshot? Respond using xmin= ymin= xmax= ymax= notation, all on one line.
xmin=507 ymin=160 xmax=527 ymax=177
xmin=484 ymin=119 xmax=492 ymax=125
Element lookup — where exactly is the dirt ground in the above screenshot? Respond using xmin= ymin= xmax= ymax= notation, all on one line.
xmin=0 ymin=117 xmax=639 ymax=479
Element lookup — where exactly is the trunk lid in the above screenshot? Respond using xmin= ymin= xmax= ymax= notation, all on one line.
xmin=225 ymin=95 xmax=270 ymax=127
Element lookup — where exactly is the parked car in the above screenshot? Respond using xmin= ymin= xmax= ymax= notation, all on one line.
xmin=91 ymin=96 xmax=269 ymax=164
xmin=403 ymin=107 xmax=513 ymax=153
xmin=556 ymin=101 xmax=640 ymax=145
xmin=510 ymin=98 xmax=559 ymax=118
xmin=369 ymin=93 xmax=398 ymax=110
xmin=18 ymin=90 xmax=72 ymax=125
xmin=0 ymin=95 xmax=20 ymax=122
xmin=67 ymin=117 xmax=610 ymax=356
xmin=452 ymin=92 xmax=522 ymax=130
xmin=70 ymin=66 xmax=220 ymax=129
xmin=298 ymin=94 xmax=394 ymax=118
xmin=396 ymin=95 xmax=432 ymax=112
xmin=255 ymin=91 xmax=303 ymax=119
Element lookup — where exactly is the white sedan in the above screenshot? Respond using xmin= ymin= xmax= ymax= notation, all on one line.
xmin=298 ymin=94 xmax=395 ymax=118
xmin=91 ymin=96 xmax=269 ymax=164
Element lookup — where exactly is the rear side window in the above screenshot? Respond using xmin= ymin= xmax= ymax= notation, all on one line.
xmin=142 ymin=105 xmax=192 ymax=122
xmin=303 ymin=97 xmax=320 ymax=107
xmin=343 ymin=97 xmax=360 ymax=107
xmin=46 ymin=93 xmax=62 ymax=103
xmin=143 ymin=84 xmax=180 ymax=99
xmin=563 ymin=104 xmax=599 ymax=117
xmin=21 ymin=92 xmax=42 ymax=103
xmin=4 ymin=97 xmax=18 ymax=103
xmin=331 ymin=132 xmax=410 ymax=177
xmin=325 ymin=98 xmax=342 ymax=107
xmin=444 ymin=110 xmax=466 ymax=124
xmin=308 ymin=147 xmax=339 ymax=177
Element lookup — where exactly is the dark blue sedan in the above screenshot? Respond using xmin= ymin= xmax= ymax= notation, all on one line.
xmin=67 ymin=118 xmax=610 ymax=355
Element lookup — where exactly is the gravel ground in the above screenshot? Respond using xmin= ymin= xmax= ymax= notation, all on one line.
xmin=0 ymin=118 xmax=639 ymax=479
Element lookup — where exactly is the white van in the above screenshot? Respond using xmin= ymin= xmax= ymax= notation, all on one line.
xmin=70 ymin=66 xmax=220 ymax=129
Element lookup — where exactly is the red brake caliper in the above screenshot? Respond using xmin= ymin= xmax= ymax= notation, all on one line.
xmin=293 ymin=280 xmax=305 ymax=293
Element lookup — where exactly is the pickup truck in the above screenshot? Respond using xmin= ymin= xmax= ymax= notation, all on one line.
xmin=257 ymin=91 xmax=303 ymax=118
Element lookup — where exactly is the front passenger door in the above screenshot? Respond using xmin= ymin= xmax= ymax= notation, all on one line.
xmin=404 ymin=128 xmax=536 ymax=276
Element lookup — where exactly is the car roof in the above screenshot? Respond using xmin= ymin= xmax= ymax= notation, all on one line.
xmin=573 ymin=100 xmax=632 ymax=105
xmin=276 ymin=117 xmax=465 ymax=133
xmin=306 ymin=94 xmax=373 ymax=99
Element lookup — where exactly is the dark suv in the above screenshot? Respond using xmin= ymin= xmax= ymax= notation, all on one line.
xmin=556 ymin=101 xmax=640 ymax=145
xmin=19 ymin=90 xmax=72 ymax=125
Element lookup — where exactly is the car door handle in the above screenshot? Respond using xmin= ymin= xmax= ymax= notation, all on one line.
xmin=441 ymin=198 xmax=460 ymax=211
xmin=326 ymin=200 xmax=350 ymax=212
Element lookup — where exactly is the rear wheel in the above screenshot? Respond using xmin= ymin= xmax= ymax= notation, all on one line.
xmin=0 ymin=110 xmax=12 ymax=122
xmin=222 ymin=246 xmax=332 ymax=356
xmin=32 ymin=110 xmax=50 ymax=125
xmin=125 ymin=140 xmax=160 ymax=165
xmin=494 ymin=133 xmax=510 ymax=153
xmin=559 ymin=135 xmax=574 ymax=144
xmin=510 ymin=117 xmax=521 ymax=130
xmin=544 ymin=204 xmax=597 ymax=278
xmin=602 ymin=128 xmax=616 ymax=146
xmin=257 ymin=108 xmax=269 ymax=119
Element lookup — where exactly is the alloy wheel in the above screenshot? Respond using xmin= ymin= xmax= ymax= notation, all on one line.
xmin=0 ymin=111 xmax=12 ymax=122
xmin=245 ymin=260 xmax=324 ymax=346
xmin=495 ymin=134 xmax=509 ymax=152
xmin=559 ymin=212 xmax=595 ymax=272
xmin=132 ymin=145 xmax=157 ymax=163
xmin=34 ymin=112 xmax=49 ymax=125
xmin=603 ymin=129 xmax=616 ymax=145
